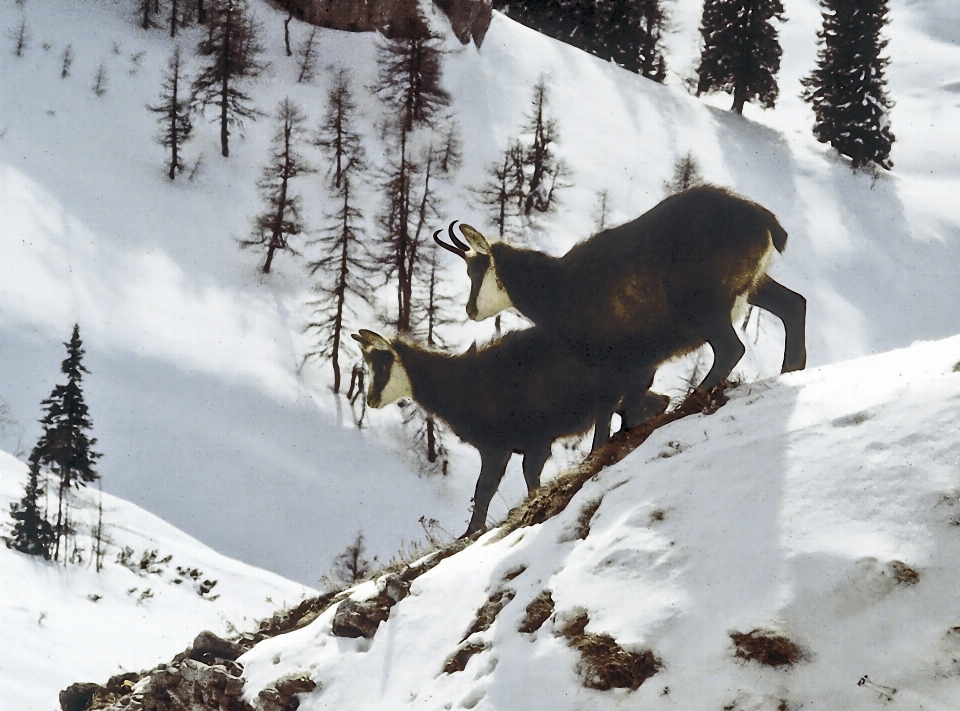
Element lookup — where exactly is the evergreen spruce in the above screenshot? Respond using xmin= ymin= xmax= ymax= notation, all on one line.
xmin=243 ymin=98 xmax=314 ymax=273
xmin=191 ymin=0 xmax=264 ymax=158
xmin=801 ymin=0 xmax=894 ymax=170
xmin=697 ymin=0 xmax=786 ymax=114
xmin=7 ymin=461 xmax=54 ymax=559
xmin=598 ymin=0 xmax=667 ymax=81
xmin=304 ymin=73 xmax=373 ymax=394
xmin=664 ymin=152 xmax=705 ymax=195
xmin=30 ymin=324 xmax=101 ymax=563
xmin=148 ymin=46 xmax=193 ymax=180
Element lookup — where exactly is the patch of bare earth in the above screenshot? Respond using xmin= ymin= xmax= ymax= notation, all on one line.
xmin=561 ymin=612 xmax=661 ymax=691
xmin=518 ymin=590 xmax=555 ymax=634
xmin=730 ymin=629 xmax=803 ymax=667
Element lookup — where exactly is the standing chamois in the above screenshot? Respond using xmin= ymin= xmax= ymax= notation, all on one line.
xmin=435 ymin=186 xmax=806 ymax=450
xmin=351 ymin=328 xmax=604 ymax=537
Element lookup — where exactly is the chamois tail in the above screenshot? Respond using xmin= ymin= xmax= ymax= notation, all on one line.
xmin=765 ymin=213 xmax=788 ymax=253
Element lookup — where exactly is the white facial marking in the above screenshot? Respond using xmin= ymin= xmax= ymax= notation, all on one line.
xmin=376 ymin=357 xmax=413 ymax=407
xmin=474 ymin=268 xmax=514 ymax=320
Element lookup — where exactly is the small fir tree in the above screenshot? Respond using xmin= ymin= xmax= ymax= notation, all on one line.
xmin=93 ymin=62 xmax=108 ymax=97
xmin=664 ymin=152 xmax=705 ymax=195
xmin=697 ymin=0 xmax=786 ymax=114
xmin=61 ymin=45 xmax=73 ymax=78
xmin=191 ymin=0 xmax=264 ymax=157
xmin=473 ymin=141 xmax=524 ymax=238
xmin=304 ymin=73 xmax=372 ymax=394
xmin=243 ymin=98 xmax=314 ymax=273
xmin=30 ymin=324 xmax=101 ymax=563
xmin=296 ymin=27 xmax=318 ymax=84
xmin=801 ymin=0 xmax=895 ymax=170
xmin=148 ymin=46 xmax=193 ymax=180
xmin=12 ymin=17 xmax=28 ymax=57
xmin=592 ymin=189 xmax=611 ymax=232
xmin=330 ymin=532 xmax=372 ymax=585
xmin=7 ymin=461 xmax=54 ymax=559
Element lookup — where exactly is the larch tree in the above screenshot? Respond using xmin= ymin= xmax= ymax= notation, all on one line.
xmin=30 ymin=324 xmax=101 ymax=564
xmin=801 ymin=0 xmax=894 ymax=170
xmin=243 ymin=98 xmax=314 ymax=273
xmin=304 ymin=72 xmax=373 ymax=394
xmin=374 ymin=17 xmax=450 ymax=333
xmin=7 ymin=461 xmax=55 ymax=559
xmin=148 ymin=45 xmax=192 ymax=180
xmin=518 ymin=77 xmax=567 ymax=217
xmin=296 ymin=27 xmax=318 ymax=84
xmin=697 ymin=0 xmax=786 ymax=114
xmin=191 ymin=0 xmax=264 ymax=158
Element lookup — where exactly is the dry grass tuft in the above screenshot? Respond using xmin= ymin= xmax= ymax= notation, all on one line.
xmin=518 ymin=590 xmax=555 ymax=634
xmin=561 ymin=612 xmax=661 ymax=691
xmin=730 ymin=629 xmax=803 ymax=667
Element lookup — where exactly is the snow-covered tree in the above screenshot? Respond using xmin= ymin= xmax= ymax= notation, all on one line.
xmin=243 ymin=98 xmax=313 ymax=273
xmin=6 ymin=461 xmax=54 ymax=559
xmin=304 ymin=73 xmax=372 ymax=394
xmin=148 ymin=46 xmax=192 ymax=180
xmin=30 ymin=324 xmax=101 ymax=563
xmin=191 ymin=0 xmax=264 ymax=158
xmin=801 ymin=0 xmax=895 ymax=170
xmin=697 ymin=0 xmax=786 ymax=114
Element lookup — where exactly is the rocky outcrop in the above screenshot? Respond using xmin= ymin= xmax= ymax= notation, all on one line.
xmin=281 ymin=0 xmax=492 ymax=45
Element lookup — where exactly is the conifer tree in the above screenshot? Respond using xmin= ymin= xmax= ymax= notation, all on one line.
xmin=304 ymin=73 xmax=372 ymax=394
xmin=518 ymin=78 xmax=567 ymax=216
xmin=12 ymin=17 xmax=28 ymax=58
xmin=296 ymin=27 xmax=318 ymax=84
xmin=191 ymin=0 xmax=264 ymax=157
xmin=664 ymin=152 xmax=705 ymax=195
xmin=801 ymin=0 xmax=894 ymax=170
xmin=139 ymin=0 xmax=158 ymax=30
xmin=697 ymin=0 xmax=786 ymax=114
xmin=374 ymin=16 xmax=451 ymax=334
xmin=30 ymin=324 xmax=101 ymax=563
xmin=243 ymin=98 xmax=313 ymax=273
xmin=7 ymin=461 xmax=54 ymax=559
xmin=599 ymin=0 xmax=667 ymax=81
xmin=148 ymin=45 xmax=192 ymax=180
xmin=473 ymin=141 xmax=524 ymax=238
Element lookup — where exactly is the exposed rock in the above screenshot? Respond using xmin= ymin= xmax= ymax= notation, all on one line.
xmin=257 ymin=675 xmax=318 ymax=711
xmin=442 ymin=642 xmax=488 ymax=674
xmin=188 ymin=630 xmax=244 ymax=663
xmin=60 ymin=683 xmax=103 ymax=711
xmin=280 ymin=0 xmax=492 ymax=46
xmin=331 ymin=595 xmax=392 ymax=638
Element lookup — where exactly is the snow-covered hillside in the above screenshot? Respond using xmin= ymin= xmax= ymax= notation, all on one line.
xmin=1 ymin=0 xmax=958 ymax=600
xmin=237 ymin=335 xmax=960 ymax=711
xmin=0 ymin=450 xmax=313 ymax=711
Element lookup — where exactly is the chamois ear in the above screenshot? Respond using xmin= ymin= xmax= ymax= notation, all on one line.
xmin=458 ymin=224 xmax=490 ymax=255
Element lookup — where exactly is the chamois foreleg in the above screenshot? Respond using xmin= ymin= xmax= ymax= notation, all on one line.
xmin=747 ymin=275 xmax=807 ymax=373
xmin=699 ymin=319 xmax=746 ymax=392
xmin=618 ymin=366 xmax=669 ymax=431
xmin=521 ymin=444 xmax=551 ymax=492
xmin=464 ymin=449 xmax=512 ymax=537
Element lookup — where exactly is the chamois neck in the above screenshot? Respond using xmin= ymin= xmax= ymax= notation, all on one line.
xmin=390 ymin=341 xmax=468 ymax=417
xmin=490 ymin=243 xmax=563 ymax=325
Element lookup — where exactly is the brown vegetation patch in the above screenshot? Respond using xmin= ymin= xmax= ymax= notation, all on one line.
xmin=560 ymin=612 xmax=661 ymax=691
xmin=500 ymin=383 xmax=730 ymax=536
xmin=442 ymin=642 xmax=488 ymax=674
xmin=891 ymin=560 xmax=920 ymax=586
xmin=461 ymin=589 xmax=516 ymax=641
xmin=730 ymin=630 xmax=803 ymax=667
xmin=502 ymin=565 xmax=527 ymax=581
xmin=518 ymin=590 xmax=555 ymax=634
xmin=575 ymin=499 xmax=603 ymax=539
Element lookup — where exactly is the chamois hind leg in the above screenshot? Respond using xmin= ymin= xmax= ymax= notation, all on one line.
xmin=618 ymin=367 xmax=669 ymax=431
xmin=521 ymin=444 xmax=551 ymax=493
xmin=699 ymin=318 xmax=746 ymax=392
xmin=463 ymin=449 xmax=512 ymax=537
xmin=591 ymin=377 xmax=625 ymax=452
xmin=748 ymin=275 xmax=807 ymax=373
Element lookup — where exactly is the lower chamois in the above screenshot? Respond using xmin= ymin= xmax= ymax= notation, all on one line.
xmin=435 ymin=186 xmax=807 ymax=450
xmin=352 ymin=328 xmax=604 ymax=537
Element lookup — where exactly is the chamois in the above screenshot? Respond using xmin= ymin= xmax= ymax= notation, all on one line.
xmin=351 ymin=328 xmax=604 ymax=537
xmin=435 ymin=185 xmax=806 ymax=450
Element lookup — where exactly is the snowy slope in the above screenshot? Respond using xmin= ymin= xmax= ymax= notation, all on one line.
xmin=0 ymin=450 xmax=314 ymax=711
xmin=2 ymin=0 xmax=959 ymax=589
xmin=238 ymin=335 xmax=960 ymax=711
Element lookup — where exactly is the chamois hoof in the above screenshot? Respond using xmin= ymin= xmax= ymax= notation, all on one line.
xmin=459 ymin=526 xmax=485 ymax=541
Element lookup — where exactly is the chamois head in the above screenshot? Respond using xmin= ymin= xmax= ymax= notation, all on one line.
xmin=434 ymin=222 xmax=513 ymax=321
xmin=351 ymin=330 xmax=412 ymax=408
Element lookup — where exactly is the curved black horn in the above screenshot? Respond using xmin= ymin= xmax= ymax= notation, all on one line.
xmin=448 ymin=221 xmax=472 ymax=252
xmin=433 ymin=227 xmax=467 ymax=260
